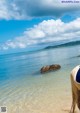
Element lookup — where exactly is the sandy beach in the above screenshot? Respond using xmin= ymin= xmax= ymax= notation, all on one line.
xmin=0 ymin=45 xmax=80 ymax=113
xmin=0 ymin=70 xmax=79 ymax=113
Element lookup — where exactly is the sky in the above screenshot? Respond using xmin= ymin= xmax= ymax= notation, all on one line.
xmin=0 ymin=0 xmax=80 ymax=54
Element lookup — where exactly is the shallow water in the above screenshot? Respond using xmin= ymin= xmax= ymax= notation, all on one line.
xmin=0 ymin=45 xmax=80 ymax=113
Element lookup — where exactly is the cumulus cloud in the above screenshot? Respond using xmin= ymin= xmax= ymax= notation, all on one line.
xmin=1 ymin=18 xmax=80 ymax=50
xmin=0 ymin=0 xmax=80 ymax=20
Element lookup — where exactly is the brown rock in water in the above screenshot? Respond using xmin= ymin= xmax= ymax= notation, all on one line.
xmin=40 ymin=64 xmax=61 ymax=73
xmin=50 ymin=64 xmax=61 ymax=70
xmin=40 ymin=66 xmax=50 ymax=73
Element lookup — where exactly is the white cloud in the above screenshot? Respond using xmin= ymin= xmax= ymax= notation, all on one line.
xmin=0 ymin=0 xmax=80 ymax=20
xmin=0 ymin=0 xmax=26 ymax=20
xmin=1 ymin=18 xmax=80 ymax=50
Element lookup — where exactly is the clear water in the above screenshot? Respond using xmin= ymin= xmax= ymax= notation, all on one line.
xmin=0 ymin=45 xmax=80 ymax=113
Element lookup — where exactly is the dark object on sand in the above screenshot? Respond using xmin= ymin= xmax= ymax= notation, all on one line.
xmin=70 ymin=65 xmax=80 ymax=113
xmin=40 ymin=64 xmax=61 ymax=73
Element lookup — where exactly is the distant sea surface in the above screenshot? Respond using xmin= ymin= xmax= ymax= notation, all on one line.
xmin=0 ymin=42 xmax=80 ymax=113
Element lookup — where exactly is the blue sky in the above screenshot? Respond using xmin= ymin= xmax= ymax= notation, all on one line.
xmin=0 ymin=0 xmax=80 ymax=54
xmin=0 ymin=17 xmax=56 ymax=42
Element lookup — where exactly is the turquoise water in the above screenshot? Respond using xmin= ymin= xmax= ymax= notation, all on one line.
xmin=0 ymin=45 xmax=80 ymax=113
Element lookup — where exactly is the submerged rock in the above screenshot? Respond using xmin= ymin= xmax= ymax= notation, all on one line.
xmin=40 ymin=64 xmax=61 ymax=73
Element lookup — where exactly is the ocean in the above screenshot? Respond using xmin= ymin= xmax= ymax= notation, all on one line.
xmin=0 ymin=43 xmax=80 ymax=113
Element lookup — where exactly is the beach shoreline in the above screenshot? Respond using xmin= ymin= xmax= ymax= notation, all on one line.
xmin=0 ymin=45 xmax=80 ymax=113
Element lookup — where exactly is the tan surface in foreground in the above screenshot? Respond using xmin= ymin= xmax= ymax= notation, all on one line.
xmin=4 ymin=92 xmax=80 ymax=113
